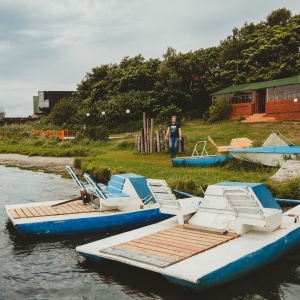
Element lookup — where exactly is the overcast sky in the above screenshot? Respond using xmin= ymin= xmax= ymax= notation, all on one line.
xmin=0 ymin=0 xmax=299 ymax=117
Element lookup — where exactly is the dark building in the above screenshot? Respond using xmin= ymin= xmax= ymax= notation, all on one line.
xmin=37 ymin=91 xmax=74 ymax=115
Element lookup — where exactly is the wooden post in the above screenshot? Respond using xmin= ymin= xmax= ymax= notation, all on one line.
xmin=183 ymin=135 xmax=187 ymax=152
xmin=135 ymin=135 xmax=139 ymax=151
xmin=150 ymin=118 xmax=154 ymax=153
xmin=141 ymin=129 xmax=145 ymax=153
xmin=143 ymin=112 xmax=148 ymax=153
xmin=146 ymin=117 xmax=150 ymax=153
xmin=156 ymin=131 xmax=160 ymax=152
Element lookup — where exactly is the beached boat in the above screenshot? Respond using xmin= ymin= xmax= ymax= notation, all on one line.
xmin=172 ymin=153 xmax=232 ymax=167
xmin=76 ymin=180 xmax=300 ymax=293
xmin=230 ymin=132 xmax=300 ymax=167
xmin=172 ymin=137 xmax=252 ymax=167
xmin=5 ymin=167 xmax=183 ymax=237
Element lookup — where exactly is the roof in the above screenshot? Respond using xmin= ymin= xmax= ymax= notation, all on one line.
xmin=211 ymin=75 xmax=300 ymax=96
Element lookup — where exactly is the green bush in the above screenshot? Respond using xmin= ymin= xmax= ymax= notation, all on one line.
xmin=84 ymin=126 xmax=108 ymax=140
xmin=209 ymin=98 xmax=232 ymax=122
xmin=266 ymin=178 xmax=300 ymax=200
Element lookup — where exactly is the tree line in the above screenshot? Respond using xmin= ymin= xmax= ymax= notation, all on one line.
xmin=47 ymin=8 xmax=300 ymax=131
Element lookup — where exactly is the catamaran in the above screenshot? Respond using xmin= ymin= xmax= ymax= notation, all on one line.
xmin=76 ymin=180 xmax=300 ymax=293
xmin=5 ymin=166 xmax=196 ymax=237
xmin=230 ymin=132 xmax=300 ymax=167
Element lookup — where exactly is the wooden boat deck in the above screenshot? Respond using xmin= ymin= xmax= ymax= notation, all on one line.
xmin=99 ymin=225 xmax=239 ymax=268
xmin=8 ymin=201 xmax=97 ymax=219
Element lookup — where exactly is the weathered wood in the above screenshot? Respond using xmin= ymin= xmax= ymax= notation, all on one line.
xmin=101 ymin=226 xmax=239 ymax=268
xmin=143 ymin=112 xmax=148 ymax=153
xmin=150 ymin=118 xmax=154 ymax=153
xmin=99 ymin=246 xmax=176 ymax=267
xmin=156 ymin=131 xmax=160 ymax=152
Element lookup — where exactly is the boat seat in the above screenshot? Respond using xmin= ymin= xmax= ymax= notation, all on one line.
xmin=66 ymin=165 xmax=104 ymax=197
xmin=223 ymin=187 xmax=282 ymax=235
xmin=208 ymin=136 xmax=230 ymax=154
xmin=84 ymin=173 xmax=130 ymax=208
xmin=147 ymin=179 xmax=200 ymax=225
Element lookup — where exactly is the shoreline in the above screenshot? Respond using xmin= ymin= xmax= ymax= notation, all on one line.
xmin=0 ymin=154 xmax=75 ymax=175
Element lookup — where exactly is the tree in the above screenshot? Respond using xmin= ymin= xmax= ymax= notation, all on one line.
xmin=266 ymin=8 xmax=292 ymax=27
xmin=0 ymin=107 xmax=5 ymax=119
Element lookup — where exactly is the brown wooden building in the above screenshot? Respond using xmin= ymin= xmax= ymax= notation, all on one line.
xmin=211 ymin=76 xmax=300 ymax=121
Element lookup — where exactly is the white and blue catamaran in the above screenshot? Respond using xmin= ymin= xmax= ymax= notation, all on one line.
xmin=230 ymin=132 xmax=300 ymax=167
xmin=5 ymin=166 xmax=186 ymax=237
xmin=76 ymin=180 xmax=300 ymax=293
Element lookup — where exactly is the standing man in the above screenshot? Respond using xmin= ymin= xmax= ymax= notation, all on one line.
xmin=165 ymin=116 xmax=182 ymax=158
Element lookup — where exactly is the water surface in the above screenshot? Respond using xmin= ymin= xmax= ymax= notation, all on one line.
xmin=1 ymin=165 xmax=300 ymax=299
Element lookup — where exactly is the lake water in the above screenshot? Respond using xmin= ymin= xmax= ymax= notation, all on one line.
xmin=1 ymin=165 xmax=300 ymax=300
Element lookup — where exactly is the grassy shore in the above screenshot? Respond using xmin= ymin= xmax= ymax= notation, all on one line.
xmin=1 ymin=120 xmax=300 ymax=198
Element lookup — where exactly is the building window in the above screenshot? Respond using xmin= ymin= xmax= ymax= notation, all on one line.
xmin=267 ymin=84 xmax=300 ymax=101
xmin=213 ymin=91 xmax=253 ymax=105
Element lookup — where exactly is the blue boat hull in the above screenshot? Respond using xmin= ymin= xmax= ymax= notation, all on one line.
xmin=14 ymin=208 xmax=172 ymax=237
xmin=163 ymin=226 xmax=300 ymax=293
xmin=172 ymin=155 xmax=233 ymax=167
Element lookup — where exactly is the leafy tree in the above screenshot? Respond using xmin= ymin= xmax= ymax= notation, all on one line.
xmin=0 ymin=107 xmax=5 ymax=119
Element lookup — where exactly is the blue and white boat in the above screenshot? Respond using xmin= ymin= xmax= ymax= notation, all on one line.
xmin=172 ymin=138 xmax=252 ymax=167
xmin=172 ymin=154 xmax=232 ymax=167
xmin=230 ymin=132 xmax=300 ymax=167
xmin=4 ymin=167 xmax=179 ymax=237
xmin=76 ymin=180 xmax=300 ymax=294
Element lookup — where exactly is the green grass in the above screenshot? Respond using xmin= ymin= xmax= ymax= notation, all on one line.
xmin=1 ymin=119 xmax=300 ymax=197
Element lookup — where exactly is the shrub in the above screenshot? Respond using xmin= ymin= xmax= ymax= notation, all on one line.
xmin=209 ymin=98 xmax=232 ymax=122
xmin=84 ymin=126 xmax=108 ymax=140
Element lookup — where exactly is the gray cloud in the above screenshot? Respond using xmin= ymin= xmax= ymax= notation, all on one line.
xmin=0 ymin=0 xmax=299 ymax=116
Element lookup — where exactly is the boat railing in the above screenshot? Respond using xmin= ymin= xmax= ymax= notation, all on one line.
xmin=192 ymin=141 xmax=209 ymax=157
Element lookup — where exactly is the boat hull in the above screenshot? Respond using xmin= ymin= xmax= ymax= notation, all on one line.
xmin=8 ymin=208 xmax=171 ymax=237
xmin=163 ymin=226 xmax=300 ymax=293
xmin=230 ymin=146 xmax=300 ymax=167
xmin=172 ymin=155 xmax=232 ymax=167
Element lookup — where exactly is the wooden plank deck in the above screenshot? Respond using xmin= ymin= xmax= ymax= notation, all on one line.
xmin=8 ymin=201 xmax=96 ymax=220
xmin=99 ymin=226 xmax=239 ymax=268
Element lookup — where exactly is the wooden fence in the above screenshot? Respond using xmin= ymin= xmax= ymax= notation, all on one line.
xmin=32 ymin=130 xmax=81 ymax=142
xmin=135 ymin=113 xmax=187 ymax=153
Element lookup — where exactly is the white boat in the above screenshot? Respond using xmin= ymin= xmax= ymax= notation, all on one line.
xmin=76 ymin=180 xmax=300 ymax=293
xmin=5 ymin=167 xmax=183 ymax=237
xmin=230 ymin=132 xmax=300 ymax=167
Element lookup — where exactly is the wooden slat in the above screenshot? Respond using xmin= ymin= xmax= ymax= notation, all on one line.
xmin=33 ymin=206 xmax=50 ymax=217
xmin=63 ymin=203 xmax=81 ymax=214
xmin=42 ymin=205 xmax=60 ymax=216
xmin=100 ymin=246 xmax=176 ymax=267
xmin=8 ymin=208 xmax=21 ymax=219
xmin=53 ymin=205 xmax=73 ymax=215
xmin=164 ymin=227 xmax=231 ymax=242
xmin=123 ymin=240 xmax=191 ymax=257
xmin=127 ymin=238 xmax=198 ymax=255
xmin=104 ymin=226 xmax=239 ymax=268
xmin=8 ymin=201 xmax=97 ymax=221
xmin=14 ymin=208 xmax=27 ymax=218
xmin=52 ymin=206 xmax=68 ymax=215
xmin=21 ymin=207 xmax=35 ymax=218
xmin=65 ymin=202 xmax=85 ymax=213
xmin=72 ymin=202 xmax=93 ymax=212
xmin=27 ymin=207 xmax=41 ymax=217
xmin=154 ymin=230 xmax=228 ymax=244
xmin=120 ymin=243 xmax=183 ymax=260
xmin=140 ymin=236 xmax=205 ymax=252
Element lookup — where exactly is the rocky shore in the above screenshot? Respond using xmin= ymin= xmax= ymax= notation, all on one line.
xmin=0 ymin=154 xmax=74 ymax=174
